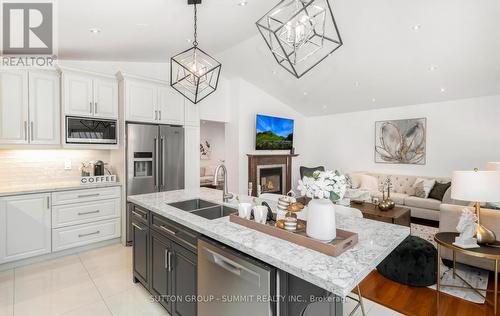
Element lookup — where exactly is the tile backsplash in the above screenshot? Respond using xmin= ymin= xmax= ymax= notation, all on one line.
xmin=0 ymin=149 xmax=112 ymax=188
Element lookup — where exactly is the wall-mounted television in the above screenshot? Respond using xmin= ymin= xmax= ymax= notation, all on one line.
xmin=255 ymin=114 xmax=294 ymax=150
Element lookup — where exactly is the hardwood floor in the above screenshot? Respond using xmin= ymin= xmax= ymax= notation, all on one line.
xmin=357 ymin=270 xmax=498 ymax=316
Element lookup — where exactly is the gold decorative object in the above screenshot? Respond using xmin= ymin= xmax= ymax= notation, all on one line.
xmin=286 ymin=202 xmax=304 ymax=218
xmin=474 ymin=202 xmax=497 ymax=244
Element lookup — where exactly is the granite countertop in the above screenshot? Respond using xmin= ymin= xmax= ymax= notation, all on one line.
xmin=128 ymin=188 xmax=410 ymax=298
xmin=0 ymin=182 xmax=122 ymax=197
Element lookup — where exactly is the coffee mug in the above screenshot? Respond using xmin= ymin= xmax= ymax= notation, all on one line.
xmin=238 ymin=203 xmax=252 ymax=219
xmin=253 ymin=205 xmax=268 ymax=224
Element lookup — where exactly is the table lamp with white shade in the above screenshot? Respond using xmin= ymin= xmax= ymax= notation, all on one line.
xmin=451 ymin=169 xmax=500 ymax=244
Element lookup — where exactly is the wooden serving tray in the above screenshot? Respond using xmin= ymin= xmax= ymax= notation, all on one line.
xmin=229 ymin=213 xmax=358 ymax=257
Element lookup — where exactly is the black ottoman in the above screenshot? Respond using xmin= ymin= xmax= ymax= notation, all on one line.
xmin=377 ymin=236 xmax=437 ymax=287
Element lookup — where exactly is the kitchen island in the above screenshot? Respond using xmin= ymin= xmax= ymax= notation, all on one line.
xmin=128 ymin=188 xmax=409 ymax=315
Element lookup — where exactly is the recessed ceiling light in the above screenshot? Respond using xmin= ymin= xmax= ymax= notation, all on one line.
xmin=371 ymin=98 xmax=376 ymax=103
xmin=322 ymin=105 xmax=327 ymax=109
xmin=89 ymin=28 xmax=101 ymax=34
xmin=238 ymin=0 xmax=248 ymax=6
xmin=136 ymin=23 xmax=149 ymax=27
xmin=440 ymin=88 xmax=446 ymax=92
xmin=272 ymin=70 xmax=277 ymax=75
xmin=412 ymin=24 xmax=421 ymax=31
xmin=355 ymin=81 xmax=360 ymax=87
xmin=303 ymin=92 xmax=308 ymax=96
xmin=186 ymin=38 xmax=192 ymax=43
xmin=428 ymin=65 xmax=438 ymax=71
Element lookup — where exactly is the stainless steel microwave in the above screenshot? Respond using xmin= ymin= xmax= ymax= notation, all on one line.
xmin=66 ymin=116 xmax=118 ymax=144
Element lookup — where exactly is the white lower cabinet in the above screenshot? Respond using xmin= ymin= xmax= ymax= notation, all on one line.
xmin=52 ymin=198 xmax=120 ymax=228
xmin=52 ymin=218 xmax=120 ymax=252
xmin=0 ymin=186 xmax=121 ymax=265
xmin=0 ymin=193 xmax=51 ymax=264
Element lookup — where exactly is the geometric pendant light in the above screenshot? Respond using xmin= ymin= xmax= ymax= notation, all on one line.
xmin=256 ymin=0 xmax=342 ymax=78
xmin=170 ymin=0 xmax=222 ymax=104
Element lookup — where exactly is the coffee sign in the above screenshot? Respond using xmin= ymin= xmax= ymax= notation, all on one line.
xmin=80 ymin=175 xmax=117 ymax=185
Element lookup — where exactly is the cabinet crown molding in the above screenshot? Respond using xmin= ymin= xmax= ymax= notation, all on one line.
xmin=57 ymin=65 xmax=117 ymax=79
xmin=116 ymin=71 xmax=169 ymax=85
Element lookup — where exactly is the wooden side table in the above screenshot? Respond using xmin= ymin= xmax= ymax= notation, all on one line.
xmin=349 ymin=202 xmax=411 ymax=227
xmin=435 ymin=232 xmax=500 ymax=314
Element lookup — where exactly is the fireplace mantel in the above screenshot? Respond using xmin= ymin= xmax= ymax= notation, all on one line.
xmin=247 ymin=154 xmax=299 ymax=197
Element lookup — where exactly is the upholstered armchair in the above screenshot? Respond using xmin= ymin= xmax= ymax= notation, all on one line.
xmin=299 ymin=166 xmax=325 ymax=179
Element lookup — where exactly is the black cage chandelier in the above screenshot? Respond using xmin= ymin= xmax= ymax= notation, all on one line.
xmin=170 ymin=0 xmax=222 ymax=104
xmin=256 ymin=0 xmax=342 ymax=78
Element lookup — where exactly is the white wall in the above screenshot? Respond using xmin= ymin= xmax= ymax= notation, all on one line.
xmin=223 ymin=78 xmax=307 ymax=194
xmin=200 ymin=121 xmax=226 ymax=168
xmin=302 ymin=95 xmax=500 ymax=177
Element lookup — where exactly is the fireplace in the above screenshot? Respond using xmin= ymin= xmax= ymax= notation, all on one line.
xmin=257 ymin=165 xmax=286 ymax=194
xmin=247 ymin=154 xmax=298 ymax=197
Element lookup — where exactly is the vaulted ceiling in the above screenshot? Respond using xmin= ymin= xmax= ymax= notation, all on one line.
xmin=58 ymin=0 xmax=500 ymax=116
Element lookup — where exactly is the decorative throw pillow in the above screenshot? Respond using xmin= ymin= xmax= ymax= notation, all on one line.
xmin=413 ymin=178 xmax=436 ymax=198
xmin=359 ymin=174 xmax=379 ymax=191
xmin=486 ymin=202 xmax=500 ymax=210
xmin=428 ymin=182 xmax=451 ymax=201
xmin=348 ymin=173 xmax=363 ymax=189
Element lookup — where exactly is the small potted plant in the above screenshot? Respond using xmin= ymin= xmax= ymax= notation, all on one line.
xmin=297 ymin=170 xmax=347 ymax=242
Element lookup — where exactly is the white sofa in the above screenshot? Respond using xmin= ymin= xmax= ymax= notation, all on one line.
xmin=200 ymin=165 xmax=224 ymax=187
xmin=347 ymin=172 xmax=466 ymax=221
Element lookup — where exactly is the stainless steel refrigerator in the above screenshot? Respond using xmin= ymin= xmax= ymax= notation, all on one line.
xmin=126 ymin=123 xmax=185 ymax=244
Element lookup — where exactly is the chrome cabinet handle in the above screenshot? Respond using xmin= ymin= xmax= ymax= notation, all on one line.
xmin=159 ymin=225 xmax=176 ymax=236
xmin=30 ymin=122 xmax=34 ymax=141
xmin=132 ymin=223 xmax=144 ymax=231
xmin=77 ymin=193 xmax=100 ymax=198
xmin=46 ymin=196 xmax=50 ymax=209
xmin=131 ymin=210 xmax=145 ymax=218
xmin=94 ymin=102 xmax=97 ymax=114
xmin=159 ymin=110 xmax=162 ymax=121
xmin=167 ymin=251 xmax=173 ymax=271
xmin=78 ymin=230 xmax=100 ymax=238
xmin=165 ymin=250 xmax=169 ymax=269
xmin=154 ymin=110 xmax=158 ymax=120
xmin=24 ymin=121 xmax=28 ymax=141
xmin=78 ymin=210 xmax=100 ymax=216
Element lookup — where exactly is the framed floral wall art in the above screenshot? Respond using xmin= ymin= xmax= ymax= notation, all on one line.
xmin=375 ymin=118 xmax=426 ymax=165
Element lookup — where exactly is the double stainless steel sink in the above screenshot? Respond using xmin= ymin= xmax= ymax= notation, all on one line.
xmin=167 ymin=199 xmax=236 ymax=220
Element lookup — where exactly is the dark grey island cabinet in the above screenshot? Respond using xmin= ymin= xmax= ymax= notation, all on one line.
xmin=131 ymin=204 xmax=199 ymax=316
xmin=130 ymin=203 xmax=344 ymax=316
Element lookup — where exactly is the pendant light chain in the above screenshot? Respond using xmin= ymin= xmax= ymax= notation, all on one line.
xmin=193 ymin=3 xmax=198 ymax=47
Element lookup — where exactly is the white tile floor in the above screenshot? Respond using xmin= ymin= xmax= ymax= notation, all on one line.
xmin=0 ymin=243 xmax=401 ymax=316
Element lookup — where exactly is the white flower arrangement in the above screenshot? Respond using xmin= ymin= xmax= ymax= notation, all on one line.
xmin=297 ymin=170 xmax=347 ymax=201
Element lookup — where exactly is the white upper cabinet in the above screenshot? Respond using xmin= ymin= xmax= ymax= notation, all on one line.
xmin=158 ymin=86 xmax=184 ymax=125
xmin=125 ymin=79 xmax=157 ymax=123
xmin=63 ymin=72 xmax=93 ymax=117
xmin=62 ymin=69 xmax=118 ymax=119
xmin=0 ymin=70 xmax=29 ymax=144
xmin=119 ymin=73 xmax=186 ymax=125
xmin=93 ymin=77 xmax=118 ymax=119
xmin=0 ymin=69 xmax=60 ymax=146
xmin=0 ymin=193 xmax=52 ymax=264
xmin=29 ymin=70 xmax=60 ymax=145
xmin=184 ymin=101 xmax=200 ymax=127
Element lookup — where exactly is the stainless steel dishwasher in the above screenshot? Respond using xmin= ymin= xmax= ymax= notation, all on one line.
xmin=198 ymin=237 xmax=277 ymax=316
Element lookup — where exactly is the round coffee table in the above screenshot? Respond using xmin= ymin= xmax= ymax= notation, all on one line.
xmin=435 ymin=232 xmax=500 ymax=314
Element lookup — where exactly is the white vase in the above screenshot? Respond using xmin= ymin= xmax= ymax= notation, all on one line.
xmin=306 ymin=198 xmax=337 ymax=242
